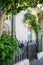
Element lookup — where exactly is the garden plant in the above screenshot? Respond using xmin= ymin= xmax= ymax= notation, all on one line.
xmin=0 ymin=34 xmax=20 ymax=65
xmin=0 ymin=0 xmax=43 ymax=65
xmin=24 ymin=12 xmax=41 ymax=51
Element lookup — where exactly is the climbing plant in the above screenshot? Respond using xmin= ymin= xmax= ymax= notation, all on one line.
xmin=0 ymin=0 xmax=43 ymax=37
xmin=24 ymin=12 xmax=41 ymax=50
xmin=0 ymin=0 xmax=43 ymax=64
xmin=0 ymin=0 xmax=43 ymax=14
xmin=24 ymin=12 xmax=41 ymax=33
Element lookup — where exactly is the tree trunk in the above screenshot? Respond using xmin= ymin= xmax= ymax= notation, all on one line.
xmin=0 ymin=13 xmax=5 ymax=37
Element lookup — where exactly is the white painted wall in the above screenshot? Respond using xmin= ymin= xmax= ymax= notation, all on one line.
xmin=5 ymin=20 xmax=12 ymax=32
xmin=16 ymin=11 xmax=28 ymax=43
xmin=5 ymin=11 xmax=36 ymax=43
xmin=38 ymin=22 xmax=43 ymax=51
xmin=38 ymin=22 xmax=43 ymax=40
xmin=16 ymin=11 xmax=36 ymax=43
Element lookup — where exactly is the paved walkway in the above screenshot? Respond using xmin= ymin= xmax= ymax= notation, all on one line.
xmin=30 ymin=59 xmax=38 ymax=65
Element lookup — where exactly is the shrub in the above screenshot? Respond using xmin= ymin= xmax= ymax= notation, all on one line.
xmin=0 ymin=34 xmax=20 ymax=65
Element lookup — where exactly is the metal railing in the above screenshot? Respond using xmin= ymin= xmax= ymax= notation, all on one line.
xmin=13 ymin=41 xmax=37 ymax=64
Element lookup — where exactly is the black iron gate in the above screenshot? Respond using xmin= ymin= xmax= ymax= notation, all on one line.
xmin=13 ymin=42 xmax=37 ymax=64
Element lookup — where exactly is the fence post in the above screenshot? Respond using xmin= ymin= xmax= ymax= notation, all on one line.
xmin=22 ymin=41 xmax=24 ymax=60
xmin=27 ymin=42 xmax=28 ymax=59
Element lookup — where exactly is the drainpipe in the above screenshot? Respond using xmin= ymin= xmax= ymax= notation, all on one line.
xmin=11 ymin=13 xmax=13 ymax=38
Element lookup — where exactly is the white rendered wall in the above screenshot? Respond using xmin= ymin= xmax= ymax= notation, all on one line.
xmin=5 ymin=11 xmax=36 ymax=43
xmin=38 ymin=22 xmax=43 ymax=51
xmin=16 ymin=11 xmax=36 ymax=43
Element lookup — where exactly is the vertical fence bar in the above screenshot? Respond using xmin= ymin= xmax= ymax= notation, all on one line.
xmin=22 ymin=51 xmax=24 ymax=60
xmin=27 ymin=42 xmax=28 ymax=59
xmin=20 ymin=54 xmax=21 ymax=61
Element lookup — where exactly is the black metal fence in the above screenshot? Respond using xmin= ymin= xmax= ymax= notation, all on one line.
xmin=13 ymin=41 xmax=37 ymax=64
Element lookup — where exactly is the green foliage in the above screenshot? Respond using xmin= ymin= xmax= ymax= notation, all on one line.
xmin=0 ymin=0 xmax=12 ymax=8
xmin=0 ymin=34 xmax=20 ymax=65
xmin=24 ymin=12 xmax=41 ymax=45
xmin=0 ymin=0 xmax=43 ymax=14
xmin=24 ymin=12 xmax=41 ymax=34
xmin=17 ymin=0 xmax=43 ymax=13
